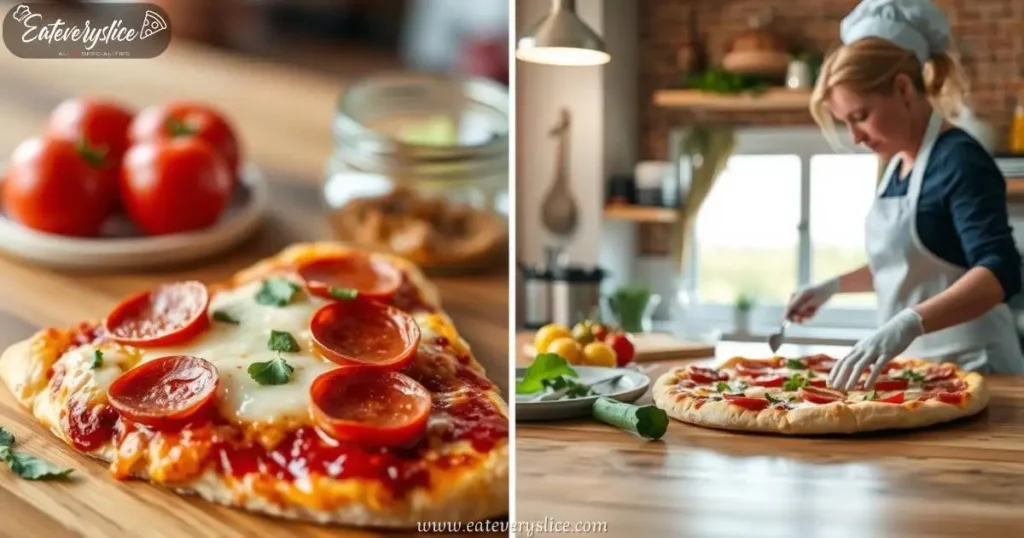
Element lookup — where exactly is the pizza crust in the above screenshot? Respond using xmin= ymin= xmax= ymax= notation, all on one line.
xmin=653 ymin=362 xmax=990 ymax=436
xmin=0 ymin=242 xmax=507 ymax=527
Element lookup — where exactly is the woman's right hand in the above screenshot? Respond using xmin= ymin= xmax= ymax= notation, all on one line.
xmin=784 ymin=278 xmax=840 ymax=323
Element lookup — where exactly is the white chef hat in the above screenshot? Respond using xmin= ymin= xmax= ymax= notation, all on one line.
xmin=840 ymin=0 xmax=951 ymax=64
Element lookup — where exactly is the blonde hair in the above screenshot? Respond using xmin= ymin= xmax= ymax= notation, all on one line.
xmin=810 ymin=37 xmax=969 ymax=145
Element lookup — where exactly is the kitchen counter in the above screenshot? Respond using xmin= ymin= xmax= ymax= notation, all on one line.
xmin=515 ymin=333 xmax=1024 ymax=537
xmin=0 ymin=41 xmax=507 ymax=538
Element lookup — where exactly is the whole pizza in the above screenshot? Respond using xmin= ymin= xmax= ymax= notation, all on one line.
xmin=653 ymin=354 xmax=989 ymax=435
xmin=0 ymin=242 xmax=508 ymax=526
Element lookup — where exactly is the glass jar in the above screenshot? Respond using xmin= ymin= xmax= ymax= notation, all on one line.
xmin=323 ymin=73 xmax=509 ymax=275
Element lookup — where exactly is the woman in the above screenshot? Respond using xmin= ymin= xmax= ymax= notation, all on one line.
xmin=785 ymin=0 xmax=1024 ymax=390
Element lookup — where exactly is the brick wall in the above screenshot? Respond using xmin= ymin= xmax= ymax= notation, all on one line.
xmin=639 ymin=0 xmax=1024 ymax=159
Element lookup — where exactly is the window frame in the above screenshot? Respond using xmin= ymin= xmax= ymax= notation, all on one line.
xmin=669 ymin=126 xmax=881 ymax=331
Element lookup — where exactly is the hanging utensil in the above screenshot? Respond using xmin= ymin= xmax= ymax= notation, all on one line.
xmin=540 ymin=108 xmax=578 ymax=239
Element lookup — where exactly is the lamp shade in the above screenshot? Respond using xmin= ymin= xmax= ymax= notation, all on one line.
xmin=515 ymin=0 xmax=610 ymax=66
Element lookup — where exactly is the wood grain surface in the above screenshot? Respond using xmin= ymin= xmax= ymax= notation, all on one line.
xmin=515 ymin=333 xmax=1024 ymax=537
xmin=0 ymin=38 xmax=509 ymax=538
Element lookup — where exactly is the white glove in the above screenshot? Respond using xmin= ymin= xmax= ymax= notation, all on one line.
xmin=828 ymin=308 xmax=925 ymax=391
xmin=784 ymin=278 xmax=840 ymax=323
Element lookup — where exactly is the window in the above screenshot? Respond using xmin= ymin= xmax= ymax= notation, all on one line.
xmin=676 ymin=127 xmax=880 ymax=330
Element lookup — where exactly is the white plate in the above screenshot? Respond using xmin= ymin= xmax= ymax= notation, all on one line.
xmin=0 ymin=162 xmax=269 ymax=271
xmin=515 ymin=366 xmax=651 ymax=421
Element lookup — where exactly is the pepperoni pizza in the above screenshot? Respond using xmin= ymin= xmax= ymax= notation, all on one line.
xmin=0 ymin=242 xmax=508 ymax=527
xmin=652 ymin=354 xmax=989 ymax=435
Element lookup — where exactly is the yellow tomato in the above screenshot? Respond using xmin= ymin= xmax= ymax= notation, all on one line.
xmin=547 ymin=337 xmax=583 ymax=364
xmin=534 ymin=324 xmax=572 ymax=354
xmin=582 ymin=341 xmax=617 ymax=367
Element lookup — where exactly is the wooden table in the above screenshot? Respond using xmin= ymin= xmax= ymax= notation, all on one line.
xmin=515 ymin=334 xmax=1024 ymax=537
xmin=0 ymin=40 xmax=508 ymax=537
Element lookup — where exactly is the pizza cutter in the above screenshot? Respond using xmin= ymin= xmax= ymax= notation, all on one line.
xmin=767 ymin=320 xmax=790 ymax=354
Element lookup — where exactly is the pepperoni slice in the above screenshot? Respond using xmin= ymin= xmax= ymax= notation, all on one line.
xmin=686 ymin=366 xmax=728 ymax=384
xmin=107 ymin=356 xmax=219 ymax=429
xmin=104 ymin=281 xmax=209 ymax=346
xmin=310 ymin=299 xmax=421 ymax=370
xmin=799 ymin=386 xmax=845 ymax=404
xmin=750 ymin=374 xmax=786 ymax=388
xmin=722 ymin=393 xmax=771 ymax=411
xmin=808 ymin=378 xmax=829 ymax=388
xmin=871 ymin=378 xmax=909 ymax=391
xmin=297 ymin=253 xmax=402 ymax=301
xmin=925 ymin=364 xmax=956 ymax=382
xmin=734 ymin=359 xmax=776 ymax=377
xmin=309 ymin=368 xmax=431 ymax=447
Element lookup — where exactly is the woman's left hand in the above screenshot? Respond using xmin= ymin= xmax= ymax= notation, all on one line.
xmin=829 ymin=308 xmax=925 ymax=391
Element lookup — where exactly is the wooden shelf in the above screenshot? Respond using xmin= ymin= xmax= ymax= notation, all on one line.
xmin=603 ymin=205 xmax=678 ymax=223
xmin=1007 ymin=178 xmax=1024 ymax=203
xmin=653 ymin=88 xmax=812 ymax=112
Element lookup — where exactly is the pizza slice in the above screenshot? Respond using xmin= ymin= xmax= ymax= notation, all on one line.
xmin=653 ymin=354 xmax=989 ymax=435
xmin=139 ymin=10 xmax=168 ymax=40
xmin=0 ymin=242 xmax=508 ymax=527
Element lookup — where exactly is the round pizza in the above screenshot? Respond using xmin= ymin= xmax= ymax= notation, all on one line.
xmin=652 ymin=354 xmax=989 ymax=435
xmin=0 ymin=242 xmax=508 ymax=527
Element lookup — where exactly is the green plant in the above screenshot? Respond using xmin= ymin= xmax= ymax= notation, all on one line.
xmin=734 ymin=293 xmax=755 ymax=312
xmin=682 ymin=68 xmax=772 ymax=94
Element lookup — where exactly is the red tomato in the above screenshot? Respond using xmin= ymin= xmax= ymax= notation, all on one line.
xmin=809 ymin=378 xmax=829 ymax=388
xmin=120 ymin=140 xmax=232 ymax=235
xmin=2 ymin=137 xmax=118 ymax=236
xmin=799 ymin=386 xmax=845 ymax=404
xmin=129 ymin=101 xmax=241 ymax=186
xmin=591 ymin=324 xmax=608 ymax=341
xmin=871 ymin=378 xmax=909 ymax=391
xmin=309 ymin=368 xmax=431 ymax=447
xmin=310 ymin=299 xmax=421 ymax=370
xmin=107 ymin=355 xmax=219 ymax=429
xmin=722 ymin=393 xmax=771 ymax=411
xmin=686 ymin=365 xmax=728 ymax=384
xmin=46 ymin=97 xmax=134 ymax=166
xmin=750 ymin=374 xmax=786 ymax=388
xmin=606 ymin=333 xmax=636 ymax=367
xmin=933 ymin=391 xmax=965 ymax=405
xmin=105 ymin=281 xmax=210 ymax=346
xmin=297 ymin=253 xmax=402 ymax=301
xmin=875 ymin=392 xmax=905 ymax=404
xmin=804 ymin=354 xmax=838 ymax=373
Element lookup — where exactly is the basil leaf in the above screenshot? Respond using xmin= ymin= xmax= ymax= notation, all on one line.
xmin=516 ymin=353 xmax=578 ymax=394
xmin=716 ymin=382 xmax=731 ymax=393
xmin=7 ymin=451 xmax=73 ymax=480
xmin=212 ymin=310 xmax=240 ymax=325
xmin=255 ymin=278 xmax=301 ymax=307
xmin=247 ymin=357 xmax=294 ymax=386
xmin=765 ymin=392 xmax=782 ymax=404
xmin=91 ymin=350 xmax=103 ymax=369
xmin=267 ymin=330 xmax=300 ymax=353
xmin=786 ymin=359 xmax=805 ymax=370
xmin=328 ymin=287 xmax=359 ymax=300
xmin=783 ymin=374 xmax=809 ymax=391
xmin=0 ymin=427 xmax=13 ymax=449
xmin=865 ymin=390 xmax=878 ymax=401
xmin=895 ymin=369 xmax=925 ymax=383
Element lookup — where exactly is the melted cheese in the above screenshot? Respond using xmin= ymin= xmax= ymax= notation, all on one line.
xmin=133 ymin=278 xmax=338 ymax=425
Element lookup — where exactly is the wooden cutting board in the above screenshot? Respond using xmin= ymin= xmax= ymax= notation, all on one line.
xmin=521 ymin=331 xmax=715 ymax=363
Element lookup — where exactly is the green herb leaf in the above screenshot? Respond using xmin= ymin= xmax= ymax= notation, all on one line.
xmin=786 ymin=359 xmax=806 ymax=370
xmin=716 ymin=382 xmax=731 ymax=393
xmin=267 ymin=330 xmax=300 ymax=353
xmin=543 ymin=376 xmax=595 ymax=398
xmin=212 ymin=310 xmax=240 ymax=325
xmin=865 ymin=390 xmax=878 ymax=401
xmin=592 ymin=397 xmax=669 ymax=440
xmin=247 ymin=357 xmax=294 ymax=386
xmin=0 ymin=427 xmax=13 ymax=449
xmin=783 ymin=374 xmax=809 ymax=391
xmin=7 ymin=451 xmax=73 ymax=480
xmin=328 ymin=287 xmax=359 ymax=300
xmin=91 ymin=350 xmax=103 ymax=369
xmin=255 ymin=278 xmax=301 ymax=307
xmin=765 ymin=392 xmax=782 ymax=404
xmin=894 ymin=369 xmax=925 ymax=383
xmin=516 ymin=353 xmax=578 ymax=394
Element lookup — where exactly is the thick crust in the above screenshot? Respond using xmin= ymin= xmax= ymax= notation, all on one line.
xmin=0 ymin=242 xmax=507 ymax=527
xmin=653 ymin=361 xmax=989 ymax=436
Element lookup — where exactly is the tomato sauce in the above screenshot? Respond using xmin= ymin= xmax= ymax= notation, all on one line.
xmin=64 ymin=397 xmax=120 ymax=452
xmin=70 ymin=321 xmax=107 ymax=348
xmin=434 ymin=397 xmax=508 ymax=453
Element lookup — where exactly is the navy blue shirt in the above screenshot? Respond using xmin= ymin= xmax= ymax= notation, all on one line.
xmin=881 ymin=127 xmax=1021 ymax=301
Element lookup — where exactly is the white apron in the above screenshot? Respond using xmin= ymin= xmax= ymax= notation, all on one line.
xmin=865 ymin=110 xmax=1024 ymax=374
